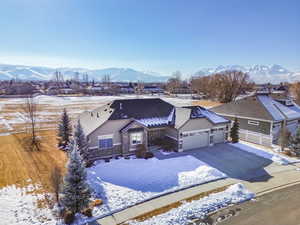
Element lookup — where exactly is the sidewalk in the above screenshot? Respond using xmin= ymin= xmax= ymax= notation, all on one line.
xmin=96 ymin=163 xmax=300 ymax=225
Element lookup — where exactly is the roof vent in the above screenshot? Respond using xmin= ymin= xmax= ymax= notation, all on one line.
xmin=120 ymin=103 xmax=122 ymax=110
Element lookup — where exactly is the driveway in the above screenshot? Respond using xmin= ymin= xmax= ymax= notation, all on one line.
xmin=154 ymin=143 xmax=274 ymax=182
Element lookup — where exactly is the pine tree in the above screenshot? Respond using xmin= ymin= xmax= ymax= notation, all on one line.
xmin=230 ymin=117 xmax=239 ymax=143
xmin=58 ymin=108 xmax=72 ymax=149
xmin=279 ymin=125 xmax=291 ymax=152
xmin=61 ymin=142 xmax=91 ymax=214
xmin=74 ymin=120 xmax=89 ymax=163
xmin=291 ymin=127 xmax=300 ymax=155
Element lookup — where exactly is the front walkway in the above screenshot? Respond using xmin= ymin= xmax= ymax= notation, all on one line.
xmin=95 ymin=162 xmax=300 ymax=225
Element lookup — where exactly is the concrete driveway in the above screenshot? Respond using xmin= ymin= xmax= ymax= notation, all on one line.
xmin=154 ymin=143 xmax=274 ymax=182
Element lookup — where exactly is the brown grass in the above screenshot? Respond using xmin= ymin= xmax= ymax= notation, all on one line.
xmin=0 ymin=130 xmax=67 ymax=192
xmin=123 ymin=185 xmax=229 ymax=224
xmin=192 ymin=100 xmax=222 ymax=108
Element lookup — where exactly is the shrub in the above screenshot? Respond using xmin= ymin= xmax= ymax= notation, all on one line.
xmin=144 ymin=151 xmax=154 ymax=159
xmin=64 ymin=210 xmax=75 ymax=224
xmin=152 ymin=137 xmax=164 ymax=146
xmin=162 ymin=140 xmax=176 ymax=152
xmin=82 ymin=208 xmax=93 ymax=217
xmin=135 ymin=144 xmax=146 ymax=158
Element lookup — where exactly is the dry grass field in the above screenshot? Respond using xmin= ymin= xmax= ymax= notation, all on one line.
xmin=0 ymin=130 xmax=67 ymax=192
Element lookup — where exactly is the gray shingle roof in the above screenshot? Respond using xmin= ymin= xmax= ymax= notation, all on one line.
xmin=211 ymin=94 xmax=300 ymax=122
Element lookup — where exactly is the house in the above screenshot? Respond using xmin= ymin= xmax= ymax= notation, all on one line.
xmin=211 ymin=93 xmax=300 ymax=146
xmin=79 ymin=98 xmax=230 ymax=161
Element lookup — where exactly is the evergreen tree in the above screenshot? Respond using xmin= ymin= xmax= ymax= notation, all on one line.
xmin=74 ymin=120 xmax=89 ymax=162
xmin=279 ymin=125 xmax=291 ymax=151
xmin=61 ymin=142 xmax=91 ymax=214
xmin=57 ymin=108 xmax=72 ymax=149
xmin=230 ymin=117 xmax=239 ymax=143
xmin=291 ymin=127 xmax=300 ymax=155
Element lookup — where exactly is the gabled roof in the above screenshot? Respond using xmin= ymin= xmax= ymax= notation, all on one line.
xmin=212 ymin=94 xmax=300 ymax=122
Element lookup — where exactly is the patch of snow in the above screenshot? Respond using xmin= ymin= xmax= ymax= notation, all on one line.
xmin=199 ymin=108 xmax=228 ymax=124
xmin=178 ymin=166 xmax=227 ymax=187
xmin=136 ymin=108 xmax=175 ymax=127
xmin=231 ymin=142 xmax=300 ymax=165
xmin=87 ymin=156 xmax=227 ymax=218
xmin=0 ymin=184 xmax=56 ymax=225
xmin=129 ymin=183 xmax=254 ymax=225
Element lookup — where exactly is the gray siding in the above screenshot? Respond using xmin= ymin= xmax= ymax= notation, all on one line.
xmin=180 ymin=118 xmax=215 ymax=133
xmin=88 ymin=119 xmax=131 ymax=147
xmin=226 ymin=116 xmax=271 ymax=135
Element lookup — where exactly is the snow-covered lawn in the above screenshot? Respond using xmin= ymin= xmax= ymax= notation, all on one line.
xmin=87 ymin=155 xmax=227 ymax=217
xmin=0 ymin=184 xmax=56 ymax=225
xmin=231 ymin=142 xmax=300 ymax=165
xmin=128 ymin=183 xmax=254 ymax=225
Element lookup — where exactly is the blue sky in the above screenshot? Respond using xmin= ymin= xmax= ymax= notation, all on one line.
xmin=0 ymin=0 xmax=299 ymax=75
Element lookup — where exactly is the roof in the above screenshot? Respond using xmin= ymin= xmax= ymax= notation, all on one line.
xmin=79 ymin=104 xmax=115 ymax=136
xmin=79 ymin=98 xmax=229 ymax=135
xmin=212 ymin=94 xmax=300 ymax=122
xmin=184 ymin=106 xmax=229 ymax=124
xmin=109 ymin=98 xmax=174 ymax=120
xmin=174 ymin=107 xmax=191 ymax=129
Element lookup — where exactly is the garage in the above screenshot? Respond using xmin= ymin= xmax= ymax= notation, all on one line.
xmin=212 ymin=128 xmax=225 ymax=144
xmin=182 ymin=130 xmax=209 ymax=150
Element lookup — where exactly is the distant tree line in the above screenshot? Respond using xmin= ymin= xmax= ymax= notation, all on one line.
xmin=191 ymin=70 xmax=254 ymax=103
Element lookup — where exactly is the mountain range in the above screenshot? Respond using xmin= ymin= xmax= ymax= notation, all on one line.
xmin=0 ymin=63 xmax=299 ymax=84
xmin=0 ymin=64 xmax=169 ymax=83
xmin=195 ymin=64 xmax=300 ymax=84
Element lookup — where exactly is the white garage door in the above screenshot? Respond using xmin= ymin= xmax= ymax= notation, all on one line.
xmin=213 ymin=128 xmax=225 ymax=144
xmin=182 ymin=131 xmax=209 ymax=151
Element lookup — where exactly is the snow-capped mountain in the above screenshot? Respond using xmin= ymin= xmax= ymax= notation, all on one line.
xmin=194 ymin=64 xmax=297 ymax=84
xmin=0 ymin=64 xmax=169 ymax=82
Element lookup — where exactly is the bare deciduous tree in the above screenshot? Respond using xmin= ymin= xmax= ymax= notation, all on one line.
xmin=166 ymin=71 xmax=182 ymax=93
xmin=290 ymin=82 xmax=300 ymax=105
xmin=191 ymin=70 xmax=254 ymax=103
xmin=50 ymin=166 xmax=63 ymax=206
xmin=102 ymin=74 xmax=111 ymax=87
xmin=23 ymin=95 xmax=40 ymax=151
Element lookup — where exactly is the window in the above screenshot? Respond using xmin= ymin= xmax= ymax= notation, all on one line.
xmin=131 ymin=132 xmax=143 ymax=145
xmin=248 ymin=120 xmax=259 ymax=126
xmin=99 ymin=138 xmax=113 ymax=149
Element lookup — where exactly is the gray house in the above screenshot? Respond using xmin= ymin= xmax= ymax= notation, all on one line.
xmin=211 ymin=93 xmax=300 ymax=146
xmin=79 ymin=98 xmax=230 ymax=161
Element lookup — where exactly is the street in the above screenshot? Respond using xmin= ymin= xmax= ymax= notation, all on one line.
xmin=199 ymin=182 xmax=300 ymax=225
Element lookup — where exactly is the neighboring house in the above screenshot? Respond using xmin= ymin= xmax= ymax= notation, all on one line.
xmin=211 ymin=93 xmax=300 ymax=147
xmin=79 ymin=98 xmax=230 ymax=161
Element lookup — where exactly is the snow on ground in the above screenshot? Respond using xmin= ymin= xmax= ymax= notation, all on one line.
xmin=129 ymin=183 xmax=254 ymax=225
xmin=87 ymin=155 xmax=227 ymax=218
xmin=231 ymin=142 xmax=300 ymax=165
xmin=0 ymin=183 xmax=56 ymax=225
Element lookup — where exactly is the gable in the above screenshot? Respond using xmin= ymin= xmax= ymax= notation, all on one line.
xmin=179 ymin=117 xmax=215 ymax=132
